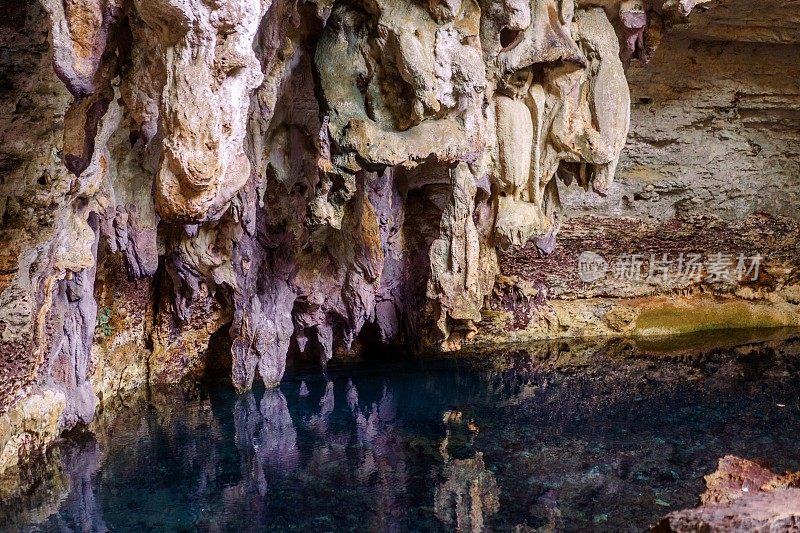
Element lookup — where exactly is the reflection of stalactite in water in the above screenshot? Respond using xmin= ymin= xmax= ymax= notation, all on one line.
xmin=230 ymin=378 xmax=413 ymax=529
xmin=50 ymin=439 xmax=108 ymax=531
xmin=234 ymin=392 xmax=268 ymax=501
xmin=2 ymin=437 xmax=108 ymax=531
xmin=307 ymin=380 xmax=335 ymax=435
xmin=299 ymin=379 xmax=411 ymax=529
xmin=228 ymin=389 xmax=299 ymax=529
xmin=346 ymin=379 xmax=359 ymax=411
xmin=348 ymin=382 xmax=409 ymax=530
xmin=439 ymin=409 xmax=481 ymax=460
xmin=435 ymin=407 xmax=499 ymax=532
xmin=234 ymin=390 xmax=299 ymax=500
xmin=260 ymin=390 xmax=300 ymax=475
xmin=434 ymin=452 xmax=500 ymax=532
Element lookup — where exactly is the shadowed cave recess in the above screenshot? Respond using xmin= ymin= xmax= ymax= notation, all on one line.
xmin=0 ymin=0 xmax=799 ymax=528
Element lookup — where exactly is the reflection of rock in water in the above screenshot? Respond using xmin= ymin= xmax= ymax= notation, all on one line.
xmin=346 ymin=379 xmax=359 ymax=410
xmin=234 ymin=390 xmax=298 ymax=498
xmin=260 ymin=390 xmax=300 ymax=475
xmin=0 ymin=437 xmax=107 ymax=531
xmin=308 ymin=380 xmax=335 ymax=435
xmin=45 ymin=439 xmax=108 ymax=531
xmin=232 ymin=379 xmax=411 ymax=530
xmin=7 ymin=333 xmax=800 ymax=531
xmin=440 ymin=409 xmax=481 ymax=460
xmin=327 ymin=381 xmax=409 ymax=531
xmin=435 ymin=452 xmax=500 ymax=532
xmin=229 ymin=389 xmax=299 ymax=528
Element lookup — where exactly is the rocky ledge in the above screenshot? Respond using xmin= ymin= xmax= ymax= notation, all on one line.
xmin=655 ymin=455 xmax=800 ymax=532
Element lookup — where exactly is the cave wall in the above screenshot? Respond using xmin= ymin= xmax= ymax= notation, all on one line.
xmin=480 ymin=3 xmax=800 ymax=344
xmin=0 ymin=0 xmax=799 ymax=477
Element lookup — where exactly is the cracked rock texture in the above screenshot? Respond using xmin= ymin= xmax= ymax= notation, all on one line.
xmin=0 ymin=0 xmax=798 ymax=475
xmin=654 ymin=456 xmax=800 ymax=532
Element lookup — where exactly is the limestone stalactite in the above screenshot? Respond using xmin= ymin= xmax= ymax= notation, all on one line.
xmin=34 ymin=0 xmax=689 ymax=381
xmin=0 ymin=0 xmax=713 ymax=471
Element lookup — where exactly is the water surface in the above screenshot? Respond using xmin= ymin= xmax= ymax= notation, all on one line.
xmin=4 ymin=331 xmax=800 ymax=532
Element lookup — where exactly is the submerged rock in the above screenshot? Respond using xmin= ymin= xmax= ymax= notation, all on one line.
xmin=654 ymin=456 xmax=800 ymax=532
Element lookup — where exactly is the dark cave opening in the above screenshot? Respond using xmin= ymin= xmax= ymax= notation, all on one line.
xmin=202 ymin=322 xmax=234 ymax=386
xmin=500 ymin=27 xmax=522 ymax=50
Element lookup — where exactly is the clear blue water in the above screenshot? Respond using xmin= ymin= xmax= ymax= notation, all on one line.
xmin=4 ymin=332 xmax=800 ymax=532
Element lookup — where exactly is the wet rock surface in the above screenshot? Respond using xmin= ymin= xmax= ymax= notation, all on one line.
xmin=655 ymin=456 xmax=800 ymax=532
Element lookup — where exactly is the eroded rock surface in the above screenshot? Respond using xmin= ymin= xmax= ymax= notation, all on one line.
xmin=481 ymin=1 xmax=800 ymax=344
xmin=0 ymin=0 xmax=797 ymax=476
xmin=655 ymin=456 xmax=800 ymax=532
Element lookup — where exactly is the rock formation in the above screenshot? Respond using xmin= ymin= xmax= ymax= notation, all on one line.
xmin=655 ymin=456 xmax=800 ymax=532
xmin=1 ymin=0 xmax=798 ymax=476
xmin=477 ymin=0 xmax=800 ymax=346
